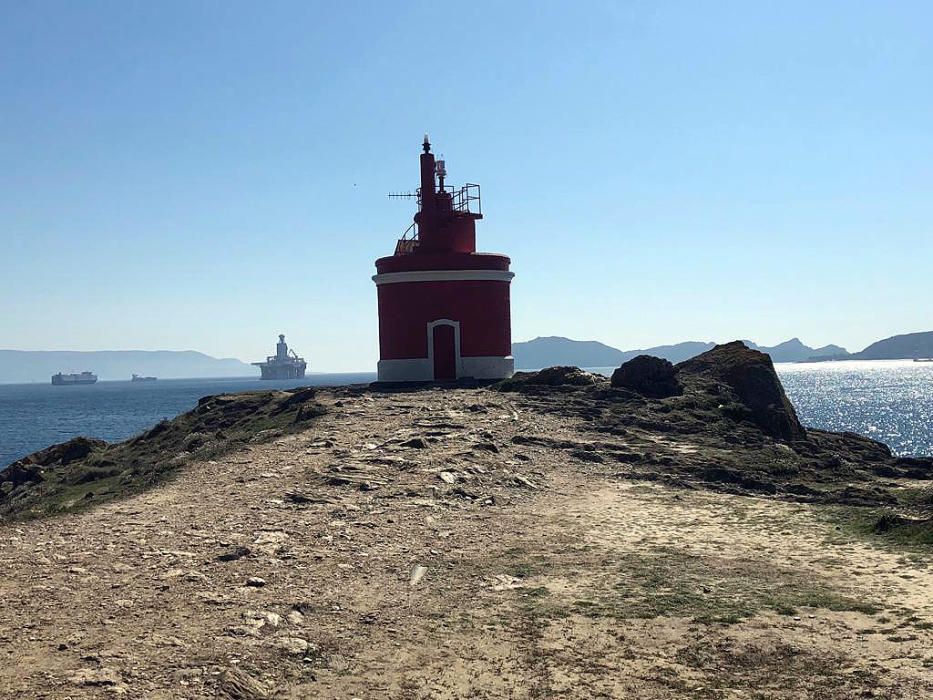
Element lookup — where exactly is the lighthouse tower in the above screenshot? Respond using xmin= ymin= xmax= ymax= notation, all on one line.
xmin=373 ymin=137 xmax=514 ymax=382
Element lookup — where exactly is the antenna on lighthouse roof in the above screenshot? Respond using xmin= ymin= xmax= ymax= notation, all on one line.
xmin=423 ymin=134 xmax=431 ymax=153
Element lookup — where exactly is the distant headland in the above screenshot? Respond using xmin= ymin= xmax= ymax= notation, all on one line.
xmin=513 ymin=331 xmax=933 ymax=370
xmin=0 ymin=350 xmax=255 ymax=384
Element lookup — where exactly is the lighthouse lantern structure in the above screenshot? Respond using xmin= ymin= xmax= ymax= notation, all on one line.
xmin=373 ymin=136 xmax=514 ymax=382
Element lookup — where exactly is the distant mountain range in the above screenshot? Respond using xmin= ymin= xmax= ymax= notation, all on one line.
xmin=512 ymin=331 xmax=933 ymax=369
xmin=745 ymin=338 xmax=850 ymax=363
xmin=0 ymin=350 xmax=256 ymax=384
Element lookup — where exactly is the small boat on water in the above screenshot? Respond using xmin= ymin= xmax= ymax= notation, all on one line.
xmin=131 ymin=374 xmax=158 ymax=382
xmin=914 ymin=358 xmax=933 ymax=363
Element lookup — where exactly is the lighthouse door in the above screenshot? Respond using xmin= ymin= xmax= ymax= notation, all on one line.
xmin=432 ymin=324 xmax=457 ymax=382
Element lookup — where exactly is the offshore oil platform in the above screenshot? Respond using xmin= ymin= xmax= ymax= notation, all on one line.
xmin=253 ymin=334 xmax=307 ymax=380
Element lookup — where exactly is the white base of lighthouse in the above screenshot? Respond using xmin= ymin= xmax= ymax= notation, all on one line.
xmin=377 ymin=355 xmax=514 ymax=382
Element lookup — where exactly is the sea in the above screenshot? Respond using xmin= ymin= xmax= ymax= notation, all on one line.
xmin=0 ymin=360 xmax=931 ymax=468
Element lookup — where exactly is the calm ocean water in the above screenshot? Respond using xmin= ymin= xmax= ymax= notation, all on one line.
xmin=1 ymin=361 xmax=931 ymax=468
xmin=775 ymin=360 xmax=932 ymax=457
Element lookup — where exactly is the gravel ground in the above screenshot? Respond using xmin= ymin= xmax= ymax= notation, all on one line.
xmin=1 ymin=386 xmax=931 ymax=699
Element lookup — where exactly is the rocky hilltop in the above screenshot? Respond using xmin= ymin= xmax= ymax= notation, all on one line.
xmin=1 ymin=343 xmax=932 ymax=698
xmin=855 ymin=331 xmax=933 ymax=360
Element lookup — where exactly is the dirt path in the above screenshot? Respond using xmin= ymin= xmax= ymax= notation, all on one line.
xmin=1 ymin=388 xmax=931 ymax=698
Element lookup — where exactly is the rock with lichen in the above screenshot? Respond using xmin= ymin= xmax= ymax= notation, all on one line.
xmin=610 ymin=355 xmax=682 ymax=398
xmin=677 ymin=341 xmax=806 ymax=442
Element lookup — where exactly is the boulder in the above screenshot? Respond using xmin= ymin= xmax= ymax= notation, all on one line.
xmin=0 ymin=461 xmax=44 ymax=487
xmin=677 ymin=341 xmax=806 ymax=441
xmin=524 ymin=366 xmax=602 ymax=386
xmin=610 ymin=355 xmax=682 ymax=398
xmin=896 ymin=456 xmax=933 ymax=480
xmin=1 ymin=437 xmax=107 ymax=488
xmin=32 ymin=437 xmax=106 ymax=467
xmin=494 ymin=366 xmax=604 ymax=392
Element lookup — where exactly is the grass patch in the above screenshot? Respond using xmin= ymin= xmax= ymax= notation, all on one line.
xmin=892 ymin=485 xmax=933 ymax=509
xmin=871 ymin=512 xmax=933 ymax=546
xmin=675 ymin=638 xmax=882 ymax=696
xmin=823 ymin=506 xmax=933 ymax=550
xmin=765 ymin=589 xmax=879 ymax=616
xmin=474 ymin=544 xmax=881 ymax=627
xmin=565 ymin=549 xmax=878 ymax=624
xmin=523 ymin=586 xmax=551 ymax=599
xmin=498 ymin=546 xmax=556 ymax=580
xmin=772 ymin=602 xmax=798 ymax=616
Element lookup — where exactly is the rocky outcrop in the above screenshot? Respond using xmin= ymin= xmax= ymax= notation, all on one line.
xmin=495 ymin=366 xmax=605 ymax=391
xmin=533 ymin=367 xmax=603 ymax=386
xmin=2 ymin=437 xmax=107 ymax=489
xmin=0 ymin=461 xmax=44 ymax=488
xmin=676 ymin=342 xmax=806 ymax=441
xmin=20 ymin=436 xmax=105 ymax=467
xmin=610 ymin=355 xmax=682 ymax=398
xmin=491 ymin=342 xmax=933 ymax=505
xmin=1 ymin=389 xmax=326 ymax=521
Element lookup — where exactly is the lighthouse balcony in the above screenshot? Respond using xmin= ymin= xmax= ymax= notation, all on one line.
xmin=406 ymin=182 xmax=481 ymax=216
xmin=447 ymin=183 xmax=482 ymax=216
xmin=394 ymin=222 xmax=420 ymax=255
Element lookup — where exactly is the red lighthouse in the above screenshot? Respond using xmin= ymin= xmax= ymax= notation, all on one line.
xmin=373 ymin=137 xmax=514 ymax=382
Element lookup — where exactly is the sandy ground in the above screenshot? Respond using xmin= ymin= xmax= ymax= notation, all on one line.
xmin=1 ymin=387 xmax=931 ymax=699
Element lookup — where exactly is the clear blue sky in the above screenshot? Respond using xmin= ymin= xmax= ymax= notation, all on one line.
xmin=2 ymin=1 xmax=931 ymax=370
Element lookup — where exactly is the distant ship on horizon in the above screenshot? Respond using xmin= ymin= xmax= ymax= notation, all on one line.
xmin=51 ymin=371 xmax=98 ymax=386
xmin=253 ymin=334 xmax=307 ymax=380
xmin=131 ymin=374 xmax=157 ymax=382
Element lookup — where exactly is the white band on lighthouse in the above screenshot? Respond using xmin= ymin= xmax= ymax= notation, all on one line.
xmin=377 ymin=356 xmax=514 ymax=382
xmin=372 ymin=269 xmax=515 ymax=285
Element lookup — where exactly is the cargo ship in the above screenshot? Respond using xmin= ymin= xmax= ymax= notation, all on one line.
xmin=51 ymin=371 xmax=98 ymax=386
xmin=253 ymin=334 xmax=307 ymax=380
xmin=131 ymin=374 xmax=157 ymax=382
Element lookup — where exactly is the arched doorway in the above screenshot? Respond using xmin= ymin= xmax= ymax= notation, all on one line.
xmin=432 ymin=323 xmax=457 ymax=381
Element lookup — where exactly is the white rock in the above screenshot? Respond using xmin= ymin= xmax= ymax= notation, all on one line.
xmin=490 ymin=574 xmax=525 ymax=591
xmin=286 ymin=610 xmax=305 ymax=626
xmin=70 ymin=668 xmax=121 ymax=686
xmin=277 ymin=637 xmax=312 ymax=655
xmin=409 ymin=564 xmax=427 ymax=586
